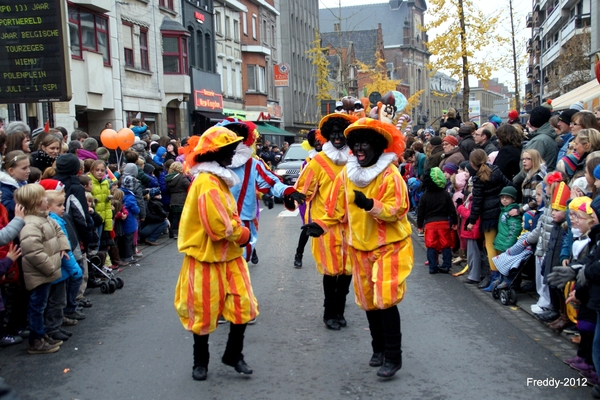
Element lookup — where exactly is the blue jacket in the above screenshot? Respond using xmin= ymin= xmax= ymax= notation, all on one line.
xmin=0 ymin=171 xmax=26 ymax=220
xmin=557 ymin=132 xmax=573 ymax=161
xmin=122 ymin=188 xmax=140 ymax=234
xmin=153 ymin=147 xmax=166 ymax=166
xmin=230 ymin=158 xmax=289 ymax=221
xmin=48 ymin=212 xmax=83 ymax=283
xmin=132 ymin=124 xmax=147 ymax=138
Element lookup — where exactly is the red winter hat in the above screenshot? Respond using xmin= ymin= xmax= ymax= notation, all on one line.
xmin=508 ymin=110 xmax=519 ymax=120
xmin=39 ymin=179 xmax=65 ymax=192
xmin=442 ymin=135 xmax=458 ymax=147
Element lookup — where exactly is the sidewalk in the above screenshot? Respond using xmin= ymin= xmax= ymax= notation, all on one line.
xmin=406 ymin=212 xmax=578 ymax=358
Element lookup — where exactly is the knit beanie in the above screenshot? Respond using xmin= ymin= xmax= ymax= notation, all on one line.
xmin=508 ymin=110 xmax=519 ymax=120
xmin=442 ymin=136 xmax=458 ymax=147
xmin=499 ymin=186 xmax=517 ymax=200
xmin=430 ymin=167 xmax=446 ymax=189
xmin=529 ymin=106 xmax=551 ymax=128
xmin=591 ymin=196 xmax=600 ymax=222
xmin=82 ymin=137 xmax=98 ymax=152
xmin=55 ymin=153 xmax=81 ymax=176
xmin=143 ymin=163 xmax=155 ymax=175
xmin=123 ymin=163 xmax=138 ymax=176
xmin=594 ymin=164 xmax=600 ymax=180
xmin=148 ymin=187 xmax=161 ymax=198
xmin=571 ymin=176 xmax=590 ymax=195
xmin=442 ymin=162 xmax=458 ymax=175
xmin=96 ymin=147 xmax=110 ymax=162
xmin=430 ymin=136 xmax=442 ymax=146
xmin=459 ymin=160 xmax=470 ymax=171
xmin=466 ymin=164 xmax=477 ymax=177
xmin=570 ymin=101 xmax=584 ymax=111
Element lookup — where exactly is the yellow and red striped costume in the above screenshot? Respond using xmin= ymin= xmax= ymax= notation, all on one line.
xmin=315 ymin=165 xmax=413 ymax=310
xmin=174 ymin=172 xmax=259 ymax=335
xmin=295 ymin=152 xmax=349 ymax=276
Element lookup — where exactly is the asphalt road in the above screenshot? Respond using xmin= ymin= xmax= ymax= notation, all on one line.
xmin=0 ymin=203 xmax=591 ymax=399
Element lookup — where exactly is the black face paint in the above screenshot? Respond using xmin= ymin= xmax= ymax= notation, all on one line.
xmin=216 ymin=146 xmax=236 ymax=168
xmin=353 ymin=142 xmax=377 ymax=167
xmin=314 ymin=142 xmax=323 ymax=152
xmin=330 ymin=128 xmax=347 ymax=149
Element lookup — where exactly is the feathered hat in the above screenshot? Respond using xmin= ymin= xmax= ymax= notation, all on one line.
xmin=344 ymin=117 xmax=406 ymax=157
xmin=316 ymin=113 xmax=358 ymax=144
xmin=185 ymin=126 xmax=242 ymax=168
xmin=216 ymin=117 xmax=259 ymax=147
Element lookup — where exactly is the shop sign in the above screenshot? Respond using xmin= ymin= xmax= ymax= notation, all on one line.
xmin=194 ymin=89 xmax=223 ymax=110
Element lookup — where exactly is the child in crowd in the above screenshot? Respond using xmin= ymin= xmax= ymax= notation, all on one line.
xmin=456 ymin=181 xmax=483 ymax=283
xmin=45 ymin=188 xmax=83 ymax=341
xmin=525 ymin=172 xmax=565 ymax=319
xmin=116 ymin=184 xmax=140 ymax=264
xmin=541 ymin=182 xmax=570 ymax=325
xmin=451 ymin=166 xmax=468 ymax=264
xmin=417 ymin=167 xmax=458 ymax=274
xmin=140 ymin=188 xmax=169 ymax=246
xmin=27 ymin=167 xmax=41 ymax=184
xmin=492 ymin=186 xmax=521 ymax=254
xmin=15 ymin=184 xmax=71 ymax=354
xmin=165 ymin=161 xmax=189 ymax=239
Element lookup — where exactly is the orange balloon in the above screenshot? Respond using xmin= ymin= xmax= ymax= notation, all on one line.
xmin=100 ymin=129 xmax=118 ymax=150
xmin=117 ymin=128 xmax=135 ymax=150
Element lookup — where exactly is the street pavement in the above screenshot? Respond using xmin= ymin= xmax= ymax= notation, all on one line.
xmin=0 ymin=203 xmax=592 ymax=399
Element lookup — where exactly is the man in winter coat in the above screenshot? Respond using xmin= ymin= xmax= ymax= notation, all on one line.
xmin=424 ymin=136 xmax=444 ymax=172
xmin=474 ymin=126 xmax=498 ymax=155
xmin=140 ymin=188 xmax=168 ymax=245
xmin=556 ymin=109 xmax=577 ymax=161
xmin=458 ymin=125 xmax=477 ymax=161
xmin=525 ymin=106 xmax=558 ymax=171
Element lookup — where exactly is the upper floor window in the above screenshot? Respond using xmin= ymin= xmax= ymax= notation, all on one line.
xmin=68 ymin=5 xmax=110 ymax=65
xmin=225 ymin=15 xmax=231 ymax=38
xmin=140 ymin=28 xmax=149 ymax=71
xmin=243 ymin=12 xmax=248 ymax=35
xmin=159 ymin=0 xmax=174 ymax=11
xmin=215 ymin=11 xmax=221 ymax=34
xmin=163 ymin=34 xmax=188 ymax=74
xmin=123 ymin=23 xmax=134 ymax=67
xmin=252 ymin=14 xmax=257 ymax=39
xmin=234 ymin=20 xmax=240 ymax=41
xmin=247 ymin=65 xmax=265 ymax=93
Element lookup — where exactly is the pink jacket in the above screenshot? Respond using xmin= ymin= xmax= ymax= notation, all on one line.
xmin=457 ymin=197 xmax=481 ymax=240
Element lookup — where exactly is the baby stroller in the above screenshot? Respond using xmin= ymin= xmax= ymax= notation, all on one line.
xmin=88 ymin=253 xmax=124 ymax=294
xmin=492 ymin=254 xmax=535 ymax=306
xmin=491 ymin=232 xmax=535 ymax=306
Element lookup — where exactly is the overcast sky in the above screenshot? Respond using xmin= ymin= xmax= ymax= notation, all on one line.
xmin=318 ymin=0 xmax=529 ymax=92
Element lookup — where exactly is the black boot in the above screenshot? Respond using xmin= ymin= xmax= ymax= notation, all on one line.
xmin=293 ymin=253 xmax=302 ymax=268
xmin=323 ymin=275 xmax=340 ymax=330
xmin=335 ymin=275 xmax=352 ymax=327
xmin=193 ymin=334 xmax=209 ymax=381
xmin=377 ymin=333 xmax=402 ymax=378
xmin=251 ymin=249 xmax=259 ymax=265
xmin=377 ymin=306 xmax=402 ymax=378
xmin=366 ymin=310 xmax=384 ymax=367
xmin=222 ymin=323 xmax=253 ymax=374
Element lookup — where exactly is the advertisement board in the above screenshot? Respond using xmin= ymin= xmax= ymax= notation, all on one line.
xmin=274 ymin=63 xmax=290 ymax=87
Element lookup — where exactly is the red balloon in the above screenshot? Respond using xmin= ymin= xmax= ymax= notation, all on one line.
xmin=100 ymin=129 xmax=118 ymax=150
xmin=117 ymin=128 xmax=135 ymax=150
xmin=595 ymin=54 xmax=600 ymax=84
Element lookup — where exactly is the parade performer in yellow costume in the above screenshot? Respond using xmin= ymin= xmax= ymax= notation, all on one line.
xmin=174 ymin=126 xmax=259 ymax=381
xmin=291 ymin=113 xmax=357 ymax=330
xmin=302 ymin=117 xmax=413 ymax=378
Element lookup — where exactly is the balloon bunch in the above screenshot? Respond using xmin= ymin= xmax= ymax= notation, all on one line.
xmin=100 ymin=128 xmax=135 ymax=166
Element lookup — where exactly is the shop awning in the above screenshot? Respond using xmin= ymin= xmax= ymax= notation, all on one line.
xmin=195 ymin=110 xmax=227 ymax=121
xmin=551 ymin=79 xmax=600 ymax=111
xmin=254 ymin=122 xmax=294 ymax=136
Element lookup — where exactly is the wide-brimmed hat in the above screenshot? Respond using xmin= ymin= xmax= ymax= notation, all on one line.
xmin=343 ymin=117 xmax=405 ymax=157
xmin=194 ymin=126 xmax=242 ymax=156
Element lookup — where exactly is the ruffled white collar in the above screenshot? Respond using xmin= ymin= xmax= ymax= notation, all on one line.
xmin=230 ymin=143 xmax=253 ymax=169
xmin=190 ymin=161 xmax=240 ymax=188
xmin=322 ymin=142 xmax=349 ymax=166
xmin=347 ymin=153 xmax=396 ymax=188
xmin=308 ymin=149 xmax=318 ymax=159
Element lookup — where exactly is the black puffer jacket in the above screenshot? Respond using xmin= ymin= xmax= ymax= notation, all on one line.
xmin=583 ymin=225 xmax=600 ymax=312
xmin=543 ymin=221 xmax=567 ymax=284
xmin=466 ymin=164 xmax=513 ymax=232
xmin=416 ymin=173 xmax=458 ymax=229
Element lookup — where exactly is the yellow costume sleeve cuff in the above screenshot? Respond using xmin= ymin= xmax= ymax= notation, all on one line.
xmin=235 ymin=226 xmax=251 ymax=245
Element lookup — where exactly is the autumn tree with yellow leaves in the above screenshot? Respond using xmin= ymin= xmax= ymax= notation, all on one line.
xmin=307 ymin=30 xmax=335 ymax=120
xmin=356 ymin=55 xmax=401 ymax=97
xmin=424 ymin=0 xmax=507 ymax=121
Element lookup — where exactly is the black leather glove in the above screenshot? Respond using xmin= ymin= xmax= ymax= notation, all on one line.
xmin=284 ymin=191 xmax=306 ymax=209
xmin=262 ymin=194 xmax=274 ymax=209
xmin=353 ymin=190 xmax=374 ymax=211
xmin=301 ymin=222 xmax=325 ymax=237
xmin=455 ymin=198 xmax=463 ymax=206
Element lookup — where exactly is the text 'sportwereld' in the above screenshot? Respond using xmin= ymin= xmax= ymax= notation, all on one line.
xmin=0 ymin=0 xmax=71 ymax=103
